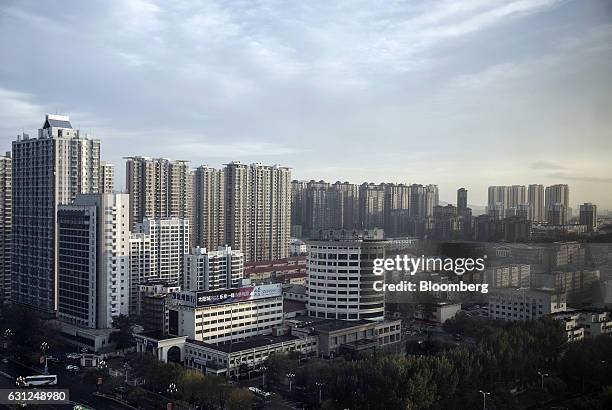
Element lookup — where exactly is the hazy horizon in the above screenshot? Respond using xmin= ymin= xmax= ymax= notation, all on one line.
xmin=1 ymin=0 xmax=611 ymax=208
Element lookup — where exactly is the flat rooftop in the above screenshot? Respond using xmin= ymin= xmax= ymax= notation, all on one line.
xmin=187 ymin=334 xmax=301 ymax=353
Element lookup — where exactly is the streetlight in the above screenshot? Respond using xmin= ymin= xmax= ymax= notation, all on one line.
xmin=259 ymin=365 xmax=267 ymax=389
xmin=16 ymin=376 xmax=26 ymax=389
xmin=478 ymin=390 xmax=490 ymax=410
xmin=537 ymin=371 xmax=549 ymax=390
xmin=286 ymin=372 xmax=295 ymax=393
xmin=167 ymin=382 xmax=178 ymax=395
xmin=40 ymin=341 xmax=49 ymax=375
xmin=316 ymin=381 xmax=324 ymax=404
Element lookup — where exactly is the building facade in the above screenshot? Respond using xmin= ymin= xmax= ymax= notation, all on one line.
xmin=0 ymin=153 xmax=10 ymax=300
xmin=99 ymin=161 xmax=114 ymax=193
xmin=12 ymin=115 xmax=100 ymax=312
xmin=183 ymin=246 xmax=244 ymax=291
xmin=307 ymin=238 xmax=387 ymax=321
xmin=125 ymin=157 xmax=192 ymax=229
xmin=57 ymin=193 xmax=130 ymax=329
xmin=167 ymin=284 xmax=283 ymax=344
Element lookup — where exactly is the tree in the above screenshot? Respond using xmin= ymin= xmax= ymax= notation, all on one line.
xmin=109 ymin=314 xmax=135 ymax=349
xmin=227 ymin=388 xmax=254 ymax=410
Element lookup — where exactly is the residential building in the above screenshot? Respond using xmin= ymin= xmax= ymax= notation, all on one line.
xmin=12 ymin=115 xmax=100 ymax=312
xmin=528 ymin=184 xmax=545 ymax=222
xmin=224 ymin=162 xmax=291 ymax=262
xmin=135 ymin=218 xmax=190 ymax=283
xmin=99 ymin=161 xmax=114 ymax=193
xmin=125 ymin=156 xmax=192 ymax=229
xmin=193 ymin=165 xmax=225 ymax=250
xmin=579 ymin=203 xmax=597 ymax=232
xmin=0 ymin=153 xmax=10 ymax=300
xmin=488 ymin=288 xmax=566 ymax=321
xmin=545 ymin=184 xmax=570 ymax=224
xmin=183 ymin=246 xmax=244 ymax=292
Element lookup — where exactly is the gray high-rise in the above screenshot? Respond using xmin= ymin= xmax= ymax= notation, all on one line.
xmin=12 ymin=115 xmax=100 ymax=312
xmin=0 ymin=153 xmax=11 ymax=301
xmin=125 ymin=156 xmax=192 ymax=229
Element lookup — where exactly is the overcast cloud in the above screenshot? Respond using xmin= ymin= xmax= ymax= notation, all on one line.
xmin=1 ymin=0 xmax=611 ymax=208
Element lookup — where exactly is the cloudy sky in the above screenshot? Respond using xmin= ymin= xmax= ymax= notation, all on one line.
xmin=1 ymin=0 xmax=611 ymax=209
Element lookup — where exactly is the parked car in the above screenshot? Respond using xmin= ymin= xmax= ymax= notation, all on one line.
xmin=65 ymin=365 xmax=80 ymax=372
xmin=66 ymin=353 xmax=80 ymax=360
xmin=1 ymin=358 xmax=9 ymax=364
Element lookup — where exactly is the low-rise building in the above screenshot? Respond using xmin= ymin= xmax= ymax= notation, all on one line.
xmin=488 ymin=288 xmax=566 ymax=322
xmin=287 ymin=316 xmax=402 ymax=358
xmin=167 ymin=284 xmax=283 ymax=345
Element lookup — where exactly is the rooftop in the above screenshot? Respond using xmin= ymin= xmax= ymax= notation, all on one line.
xmin=187 ymin=334 xmax=301 ymax=353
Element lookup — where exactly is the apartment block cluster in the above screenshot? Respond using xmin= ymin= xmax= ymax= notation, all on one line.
xmin=0 ymin=115 xmax=403 ymax=377
xmin=481 ymin=241 xmax=611 ymax=341
xmin=291 ymin=180 xmax=459 ymax=239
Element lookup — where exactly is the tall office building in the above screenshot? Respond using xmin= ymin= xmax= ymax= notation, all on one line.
xmin=99 ymin=161 xmax=115 ymax=193
xmin=528 ymin=184 xmax=545 ymax=222
xmin=0 ymin=153 xmax=11 ymax=301
xmin=193 ymin=165 xmax=225 ymax=250
xmin=12 ymin=115 xmax=100 ymax=312
xmin=135 ymin=218 xmax=190 ymax=283
xmin=125 ymin=157 xmax=192 ymax=228
xmin=183 ymin=246 xmax=244 ymax=291
xmin=508 ymin=185 xmax=526 ymax=209
xmin=307 ymin=235 xmax=387 ymax=321
xmin=57 ymin=193 xmax=130 ymax=329
xmin=224 ymin=162 xmax=291 ymax=262
xmin=457 ymin=188 xmax=468 ymax=215
xmin=545 ymin=184 xmax=570 ymax=224
xmin=579 ymin=203 xmax=597 ymax=232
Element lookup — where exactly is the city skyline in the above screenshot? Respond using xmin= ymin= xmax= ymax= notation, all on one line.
xmin=1 ymin=0 xmax=611 ymax=208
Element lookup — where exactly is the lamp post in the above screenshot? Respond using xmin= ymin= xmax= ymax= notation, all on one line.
xmin=167 ymin=383 xmax=178 ymax=410
xmin=259 ymin=365 xmax=267 ymax=389
xmin=16 ymin=376 xmax=26 ymax=388
xmin=316 ymin=381 xmax=324 ymax=404
xmin=478 ymin=390 xmax=490 ymax=410
xmin=40 ymin=342 xmax=49 ymax=375
xmin=286 ymin=372 xmax=295 ymax=393
xmin=3 ymin=329 xmax=12 ymax=350
xmin=537 ymin=371 xmax=549 ymax=390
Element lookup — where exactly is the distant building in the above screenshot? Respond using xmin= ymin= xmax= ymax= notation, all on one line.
xmin=579 ymin=203 xmax=597 ymax=232
xmin=482 ymin=264 xmax=530 ymax=289
xmin=457 ymin=188 xmax=468 ymax=215
xmin=125 ymin=156 xmax=192 ymax=229
xmin=488 ymin=288 xmax=566 ymax=321
xmin=99 ymin=161 xmax=114 ymax=193
xmin=545 ymin=184 xmax=570 ymax=224
xmin=193 ymin=165 xmax=225 ymax=250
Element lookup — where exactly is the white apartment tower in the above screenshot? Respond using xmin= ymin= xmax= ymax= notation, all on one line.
xmin=135 ymin=218 xmax=190 ymax=283
xmin=183 ymin=246 xmax=244 ymax=291
xmin=57 ymin=193 xmax=130 ymax=329
xmin=99 ymin=161 xmax=115 ymax=193
xmin=12 ymin=115 xmax=100 ymax=312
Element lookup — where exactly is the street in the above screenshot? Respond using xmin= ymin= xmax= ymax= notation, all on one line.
xmin=0 ymin=357 xmax=131 ymax=410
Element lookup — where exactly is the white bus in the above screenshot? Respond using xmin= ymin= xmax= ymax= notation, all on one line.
xmin=22 ymin=375 xmax=58 ymax=386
